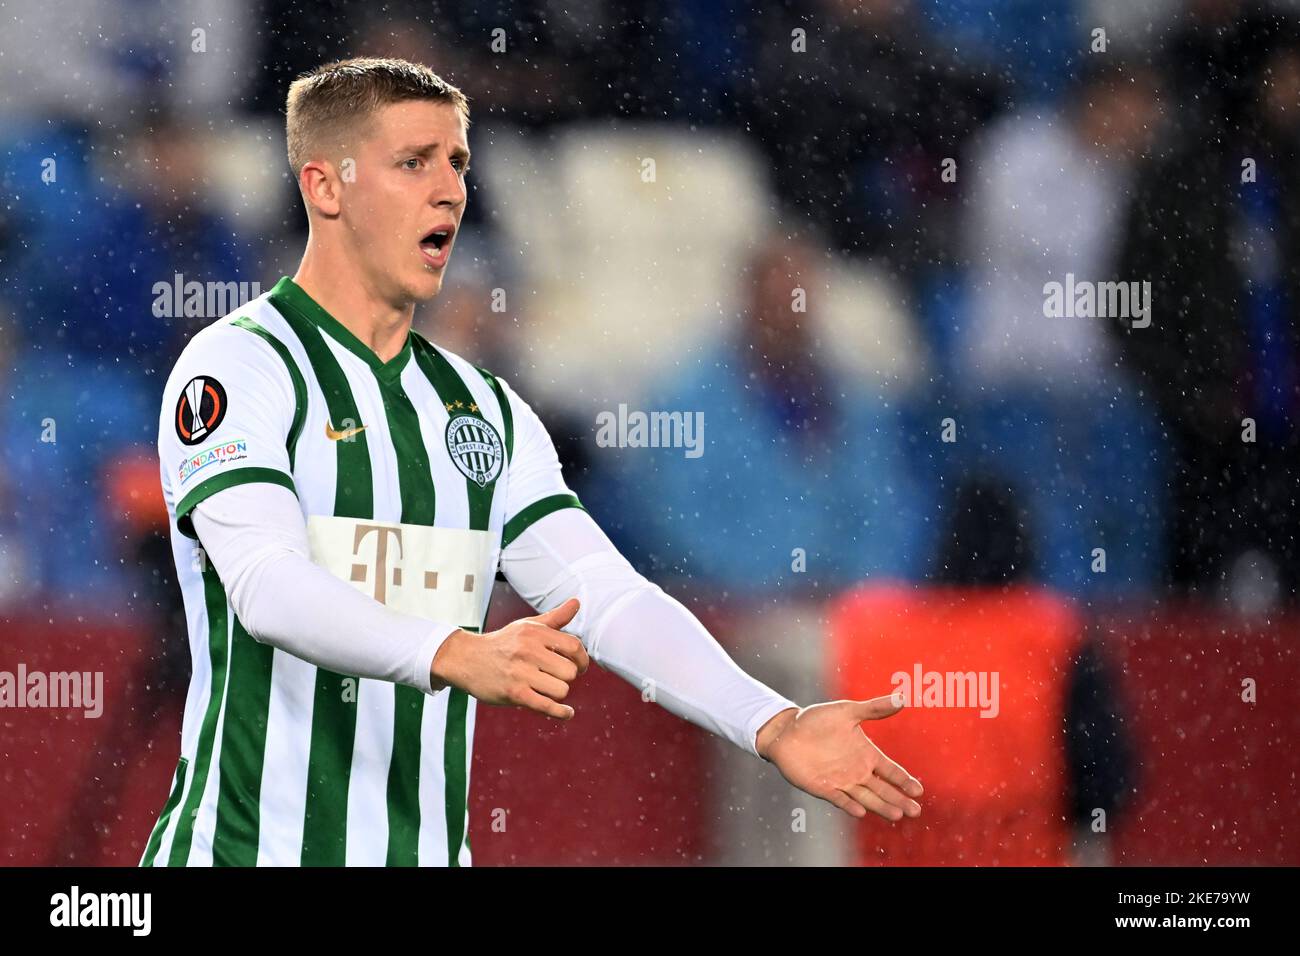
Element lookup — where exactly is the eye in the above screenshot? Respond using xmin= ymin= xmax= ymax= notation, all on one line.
xmin=402 ymin=157 xmax=424 ymax=170
xmin=453 ymin=159 xmax=470 ymax=175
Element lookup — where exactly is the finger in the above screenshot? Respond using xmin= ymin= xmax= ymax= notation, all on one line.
xmin=854 ymin=694 xmax=905 ymax=722
xmin=546 ymin=633 xmax=591 ymax=674
xmin=823 ymin=788 xmax=868 ymax=820
xmin=530 ymin=671 xmax=572 ymax=702
xmin=872 ymin=754 xmax=924 ymax=798
xmin=859 ymin=775 xmax=922 ymax=818
xmin=531 ymin=597 xmax=580 ymax=630
xmin=842 ymin=784 xmax=905 ymax=822
xmin=536 ymin=650 xmax=579 ymax=683
xmin=516 ymin=687 xmax=574 ymax=720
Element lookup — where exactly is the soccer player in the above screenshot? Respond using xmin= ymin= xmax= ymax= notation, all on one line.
xmin=141 ymin=57 xmax=923 ymax=867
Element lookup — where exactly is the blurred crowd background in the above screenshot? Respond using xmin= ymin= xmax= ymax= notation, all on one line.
xmin=2 ymin=0 xmax=1298 ymax=866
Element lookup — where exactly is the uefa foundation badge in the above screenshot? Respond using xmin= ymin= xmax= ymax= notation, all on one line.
xmin=445 ymin=414 xmax=503 ymax=488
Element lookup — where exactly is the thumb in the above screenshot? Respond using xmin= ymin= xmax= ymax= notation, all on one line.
xmin=852 ymin=692 xmax=905 ymax=722
xmin=532 ymin=596 xmax=580 ymax=630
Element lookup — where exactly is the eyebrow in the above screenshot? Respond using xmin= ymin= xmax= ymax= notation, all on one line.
xmin=396 ymin=142 xmax=471 ymax=163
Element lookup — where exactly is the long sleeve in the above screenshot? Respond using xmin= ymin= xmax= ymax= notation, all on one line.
xmin=500 ymin=505 xmax=799 ymax=758
xmin=190 ymin=481 xmax=459 ymax=694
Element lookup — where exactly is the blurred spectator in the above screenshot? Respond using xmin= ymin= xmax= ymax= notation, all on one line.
xmin=252 ymin=0 xmax=602 ymax=127
xmin=11 ymin=113 xmax=259 ymax=365
xmin=0 ymin=350 xmax=156 ymax=603
xmin=744 ymin=0 xmax=1007 ymax=271
xmin=949 ymin=59 xmax=1169 ymax=597
xmin=580 ymin=0 xmax=763 ymax=123
xmin=256 ymin=5 xmax=602 ymax=246
xmin=602 ymin=232 xmax=926 ymax=594
xmin=924 ymin=0 xmax=1082 ymax=103
xmin=0 ymin=0 xmax=254 ymax=129
xmin=1112 ymin=15 xmax=1300 ymax=601
xmin=1156 ymin=0 xmax=1288 ymax=153
xmin=961 ymin=59 xmax=1163 ymax=389
xmin=2 ymin=111 xmax=258 ymax=601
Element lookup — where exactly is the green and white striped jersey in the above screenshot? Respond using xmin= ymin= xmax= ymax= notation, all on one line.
xmin=141 ymin=276 xmax=584 ymax=867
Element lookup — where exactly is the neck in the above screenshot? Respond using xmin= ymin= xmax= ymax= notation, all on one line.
xmin=293 ymin=240 xmax=415 ymax=363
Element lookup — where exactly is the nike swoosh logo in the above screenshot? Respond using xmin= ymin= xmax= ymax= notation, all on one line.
xmin=325 ymin=421 xmax=368 ymax=441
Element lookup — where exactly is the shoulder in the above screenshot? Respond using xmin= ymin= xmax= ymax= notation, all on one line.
xmin=161 ymin=301 xmax=301 ymax=432
xmin=168 ymin=300 xmax=296 ymax=384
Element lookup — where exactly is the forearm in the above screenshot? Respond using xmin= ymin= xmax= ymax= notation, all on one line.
xmin=190 ymin=483 xmax=457 ymax=693
xmin=223 ymin=542 xmax=456 ymax=692
xmin=502 ymin=508 xmax=798 ymax=756
xmin=589 ymin=581 xmax=799 ymax=757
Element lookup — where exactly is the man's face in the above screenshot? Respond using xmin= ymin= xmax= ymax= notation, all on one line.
xmin=340 ymin=99 xmax=469 ymax=304
xmin=1082 ymin=77 xmax=1161 ymax=159
xmin=746 ymin=241 xmax=817 ymax=359
xmin=1264 ymin=51 xmax=1300 ymax=134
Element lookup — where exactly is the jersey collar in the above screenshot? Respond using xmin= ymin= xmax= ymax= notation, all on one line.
xmin=269 ymin=276 xmax=413 ymax=385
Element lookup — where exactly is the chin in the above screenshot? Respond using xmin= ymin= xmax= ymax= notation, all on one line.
xmin=408 ymin=270 xmax=445 ymax=302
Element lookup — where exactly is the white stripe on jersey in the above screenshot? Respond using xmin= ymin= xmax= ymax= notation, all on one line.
xmin=257 ymin=650 xmax=315 ymax=865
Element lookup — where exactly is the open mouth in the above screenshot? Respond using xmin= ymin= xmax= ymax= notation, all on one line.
xmin=419 ymin=225 xmax=455 ymax=265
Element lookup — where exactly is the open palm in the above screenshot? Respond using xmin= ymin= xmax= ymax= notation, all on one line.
xmin=765 ymin=695 xmax=924 ymax=821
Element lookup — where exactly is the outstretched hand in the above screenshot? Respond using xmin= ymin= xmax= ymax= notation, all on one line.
xmin=757 ymin=695 xmax=923 ymax=822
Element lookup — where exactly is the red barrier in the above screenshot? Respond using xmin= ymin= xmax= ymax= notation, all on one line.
xmin=6 ymin=594 xmax=1295 ymax=866
xmin=0 ymin=608 xmax=181 ymax=865
xmin=1098 ymin=605 xmax=1300 ymax=865
xmin=467 ymin=591 xmax=712 ymax=866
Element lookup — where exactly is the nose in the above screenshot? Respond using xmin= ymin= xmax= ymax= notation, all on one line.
xmin=431 ymin=157 xmax=466 ymax=211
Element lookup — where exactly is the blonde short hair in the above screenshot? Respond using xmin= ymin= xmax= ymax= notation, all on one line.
xmin=285 ymin=57 xmax=470 ymax=177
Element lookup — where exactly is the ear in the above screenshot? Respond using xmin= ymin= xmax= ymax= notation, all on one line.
xmin=299 ymin=159 xmax=342 ymax=217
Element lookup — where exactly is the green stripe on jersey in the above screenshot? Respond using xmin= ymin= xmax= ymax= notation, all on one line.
xmin=476 ymin=367 xmax=514 ymax=462
xmin=175 ymin=467 xmax=296 ymax=539
xmin=140 ymin=756 xmax=189 ymax=866
xmin=270 ymin=279 xmax=374 ymax=867
xmin=502 ymin=493 xmax=587 ymax=550
xmin=167 ymin=565 xmax=230 ymax=865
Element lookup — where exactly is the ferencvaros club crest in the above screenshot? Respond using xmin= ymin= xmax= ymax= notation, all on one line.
xmin=444 ymin=414 xmax=503 ymax=488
